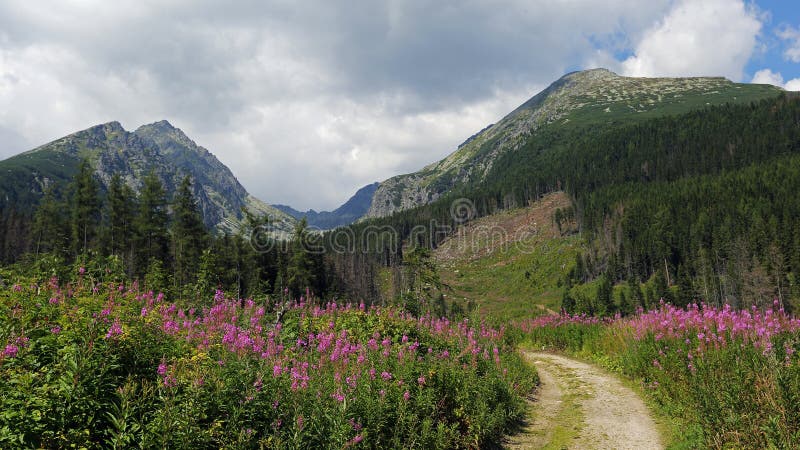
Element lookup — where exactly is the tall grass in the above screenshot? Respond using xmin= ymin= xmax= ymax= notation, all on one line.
xmin=517 ymin=301 xmax=800 ymax=449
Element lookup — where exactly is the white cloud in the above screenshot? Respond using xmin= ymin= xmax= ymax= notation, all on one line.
xmin=750 ymin=68 xmax=800 ymax=91
xmin=752 ymin=68 xmax=784 ymax=86
xmin=621 ymin=0 xmax=762 ymax=81
xmin=12 ymin=0 xmax=790 ymax=210
xmin=0 ymin=0 xmax=685 ymax=210
xmin=777 ymin=25 xmax=800 ymax=62
xmin=786 ymin=79 xmax=800 ymax=91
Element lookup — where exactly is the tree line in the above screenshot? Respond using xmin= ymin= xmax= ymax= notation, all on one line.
xmin=5 ymin=159 xmax=330 ymax=303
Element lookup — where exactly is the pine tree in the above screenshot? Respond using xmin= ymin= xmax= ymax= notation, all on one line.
xmin=675 ymin=264 xmax=694 ymax=307
xmin=627 ymin=277 xmax=645 ymax=310
xmin=652 ymin=268 xmax=672 ymax=304
xmin=287 ymin=218 xmax=316 ymax=299
xmin=32 ymin=186 xmax=68 ymax=257
xmin=105 ymin=174 xmax=136 ymax=259
xmin=70 ymin=159 xmax=100 ymax=256
xmin=134 ymin=172 xmax=169 ymax=275
xmin=596 ymin=273 xmax=615 ymax=317
xmin=171 ymin=176 xmax=209 ymax=294
xmin=618 ymin=290 xmax=632 ymax=316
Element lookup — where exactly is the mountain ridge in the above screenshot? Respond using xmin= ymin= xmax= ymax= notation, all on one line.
xmin=0 ymin=120 xmax=296 ymax=237
xmin=363 ymin=68 xmax=783 ymax=219
xmin=273 ymin=182 xmax=379 ymax=229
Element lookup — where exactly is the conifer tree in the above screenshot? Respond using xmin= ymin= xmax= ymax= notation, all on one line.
xmin=32 ymin=186 xmax=68 ymax=257
xmin=596 ymin=273 xmax=615 ymax=316
xmin=105 ymin=174 xmax=136 ymax=259
xmin=287 ymin=218 xmax=316 ymax=298
xmin=171 ymin=176 xmax=209 ymax=293
xmin=627 ymin=277 xmax=645 ymax=310
xmin=70 ymin=159 xmax=100 ymax=256
xmin=135 ymin=172 xmax=169 ymax=274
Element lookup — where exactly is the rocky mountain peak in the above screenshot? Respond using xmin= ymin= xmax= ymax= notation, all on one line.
xmin=134 ymin=120 xmax=197 ymax=150
xmin=0 ymin=119 xmax=297 ymax=237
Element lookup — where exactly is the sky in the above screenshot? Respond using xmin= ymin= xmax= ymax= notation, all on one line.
xmin=0 ymin=0 xmax=799 ymax=211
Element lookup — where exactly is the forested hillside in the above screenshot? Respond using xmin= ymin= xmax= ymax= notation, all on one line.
xmin=334 ymin=94 xmax=800 ymax=311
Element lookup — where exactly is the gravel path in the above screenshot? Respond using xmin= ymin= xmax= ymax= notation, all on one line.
xmin=505 ymin=352 xmax=663 ymax=449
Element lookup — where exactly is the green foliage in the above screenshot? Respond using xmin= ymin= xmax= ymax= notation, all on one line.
xmin=521 ymin=317 xmax=800 ymax=449
xmin=31 ymin=187 xmax=69 ymax=258
xmin=0 ymin=270 xmax=535 ymax=448
xmin=171 ymin=176 xmax=210 ymax=294
xmin=70 ymin=159 xmax=101 ymax=256
xmin=104 ymin=174 xmax=136 ymax=261
xmin=135 ymin=172 xmax=170 ymax=272
xmin=287 ymin=218 xmax=324 ymax=298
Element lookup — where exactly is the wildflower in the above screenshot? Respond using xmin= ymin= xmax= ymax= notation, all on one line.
xmin=652 ymin=359 xmax=662 ymax=370
xmin=403 ymin=391 xmax=410 ymax=401
xmin=3 ymin=344 xmax=19 ymax=358
xmin=50 ymin=326 xmax=61 ymax=334
xmin=296 ymin=416 xmax=304 ymax=430
xmin=105 ymin=319 xmax=123 ymax=339
xmin=163 ymin=374 xmax=177 ymax=388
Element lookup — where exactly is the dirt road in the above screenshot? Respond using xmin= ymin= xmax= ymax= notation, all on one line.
xmin=505 ymin=352 xmax=663 ymax=450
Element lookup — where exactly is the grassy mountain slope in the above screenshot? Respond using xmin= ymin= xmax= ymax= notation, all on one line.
xmin=365 ymin=69 xmax=781 ymax=219
xmin=434 ymin=192 xmax=581 ymax=319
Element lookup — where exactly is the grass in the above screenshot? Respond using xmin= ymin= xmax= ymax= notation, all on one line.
xmin=440 ymin=234 xmax=581 ymax=319
xmin=533 ymin=359 xmax=587 ymax=449
xmin=517 ymin=305 xmax=800 ymax=449
xmin=434 ymin=192 xmax=583 ymax=320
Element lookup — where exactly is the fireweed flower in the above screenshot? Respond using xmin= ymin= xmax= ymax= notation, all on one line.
xmin=2 ymin=344 xmax=19 ymax=358
xmin=105 ymin=319 xmax=123 ymax=339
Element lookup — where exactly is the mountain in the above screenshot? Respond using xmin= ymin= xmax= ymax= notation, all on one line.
xmin=274 ymin=182 xmax=379 ymax=229
xmin=345 ymin=67 xmax=800 ymax=311
xmin=364 ymin=68 xmax=782 ymax=218
xmin=0 ymin=120 xmax=296 ymax=236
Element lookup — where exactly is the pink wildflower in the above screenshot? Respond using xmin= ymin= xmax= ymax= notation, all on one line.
xmin=3 ymin=344 xmax=19 ymax=358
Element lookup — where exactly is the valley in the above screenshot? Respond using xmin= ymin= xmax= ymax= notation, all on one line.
xmin=2 ymin=67 xmax=800 ymax=448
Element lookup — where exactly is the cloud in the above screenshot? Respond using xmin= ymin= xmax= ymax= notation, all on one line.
xmin=752 ymin=68 xmax=785 ymax=85
xmin=777 ymin=25 xmax=800 ymax=62
xmin=787 ymin=79 xmax=800 ymax=91
xmin=0 ymin=0 xmax=771 ymax=210
xmin=621 ymin=0 xmax=762 ymax=81
xmin=752 ymin=68 xmax=800 ymax=91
